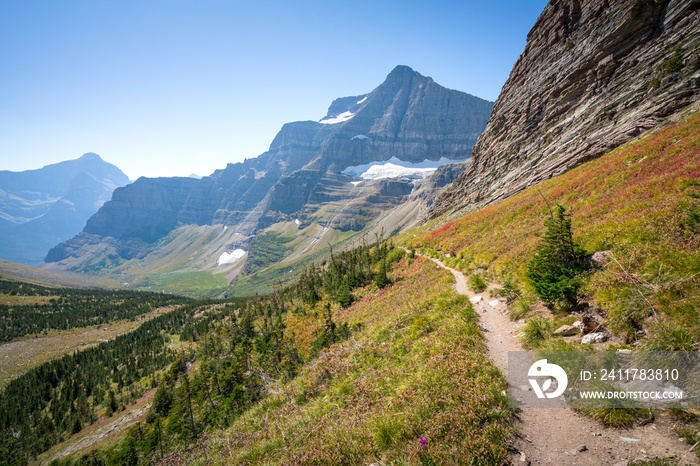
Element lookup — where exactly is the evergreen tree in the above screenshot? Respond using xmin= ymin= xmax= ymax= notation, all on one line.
xmin=336 ymin=277 xmax=354 ymax=308
xmin=182 ymin=376 xmax=197 ymax=439
xmin=323 ymin=303 xmax=336 ymax=345
xmin=107 ymin=390 xmax=118 ymax=416
xmin=152 ymin=385 xmax=173 ymax=417
xmin=526 ymin=204 xmax=587 ymax=310
xmin=374 ymin=244 xmax=390 ymax=289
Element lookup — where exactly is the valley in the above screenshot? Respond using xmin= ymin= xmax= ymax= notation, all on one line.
xmin=0 ymin=304 xmax=179 ymax=390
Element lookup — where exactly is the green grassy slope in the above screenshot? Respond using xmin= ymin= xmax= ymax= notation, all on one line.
xmin=212 ymin=259 xmax=510 ymax=465
xmin=406 ymin=111 xmax=700 ymax=343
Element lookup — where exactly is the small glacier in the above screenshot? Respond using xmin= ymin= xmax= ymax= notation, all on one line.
xmin=342 ymin=156 xmax=467 ymax=181
xmin=217 ymin=249 xmax=245 ymax=266
xmin=319 ymin=111 xmax=355 ymax=125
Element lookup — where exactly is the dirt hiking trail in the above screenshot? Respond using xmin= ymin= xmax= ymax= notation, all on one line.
xmin=419 ymin=253 xmax=697 ymax=466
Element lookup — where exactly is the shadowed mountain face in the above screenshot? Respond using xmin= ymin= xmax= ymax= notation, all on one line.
xmin=0 ymin=153 xmax=130 ymax=265
xmin=431 ymin=0 xmax=700 ymax=216
xmin=45 ymin=66 xmax=493 ymax=281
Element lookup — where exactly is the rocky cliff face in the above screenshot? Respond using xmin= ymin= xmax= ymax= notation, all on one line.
xmin=45 ymin=66 xmax=493 ymax=273
xmin=0 ymin=153 xmax=129 ymax=264
xmin=431 ymin=0 xmax=700 ymax=216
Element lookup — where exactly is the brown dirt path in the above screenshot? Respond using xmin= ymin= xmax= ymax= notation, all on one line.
xmin=417 ymin=253 xmax=697 ymax=465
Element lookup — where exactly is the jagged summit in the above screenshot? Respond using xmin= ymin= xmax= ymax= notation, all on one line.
xmin=386 ymin=64 xmax=419 ymax=80
xmin=319 ymin=66 xmax=425 ymax=122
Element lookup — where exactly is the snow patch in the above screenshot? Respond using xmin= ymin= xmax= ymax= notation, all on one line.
xmin=352 ymin=134 xmax=369 ymax=140
xmin=342 ymin=156 xmax=467 ymax=181
xmin=294 ymin=219 xmax=301 ymax=226
xmin=350 ymin=181 xmax=362 ymax=186
xmin=223 ymin=225 xmax=228 ymax=231
xmin=319 ymin=111 xmax=355 ymax=125
xmin=357 ymin=96 xmax=367 ymax=105
xmin=360 ymin=163 xmax=436 ymax=179
xmin=217 ymin=249 xmax=245 ymax=266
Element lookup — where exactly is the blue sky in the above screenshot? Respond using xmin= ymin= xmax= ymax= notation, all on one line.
xmin=0 ymin=0 xmax=547 ymax=180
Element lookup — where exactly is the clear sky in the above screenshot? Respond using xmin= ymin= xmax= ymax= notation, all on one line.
xmin=0 ymin=0 xmax=548 ymax=180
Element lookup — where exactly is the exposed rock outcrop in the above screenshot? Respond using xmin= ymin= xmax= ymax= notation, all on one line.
xmin=431 ymin=0 xmax=700 ymax=216
xmin=267 ymin=65 xmax=493 ymax=215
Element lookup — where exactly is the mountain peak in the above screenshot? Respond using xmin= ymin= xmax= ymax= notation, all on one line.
xmin=387 ymin=65 xmax=417 ymax=78
xmin=79 ymin=152 xmax=103 ymax=161
xmin=377 ymin=65 xmax=426 ymax=91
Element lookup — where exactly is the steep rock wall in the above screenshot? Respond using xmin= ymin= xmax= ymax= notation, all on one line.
xmin=432 ymin=0 xmax=700 ymax=216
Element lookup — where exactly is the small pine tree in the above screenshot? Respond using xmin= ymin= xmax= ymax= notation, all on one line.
xmin=72 ymin=417 xmax=82 ymax=434
xmin=152 ymin=385 xmax=173 ymax=417
xmin=665 ymin=46 xmax=685 ymax=74
xmin=336 ymin=277 xmax=354 ymax=308
xmin=107 ymin=390 xmax=118 ymax=416
xmin=323 ymin=303 xmax=336 ymax=345
xmin=526 ymin=204 xmax=587 ymax=310
xmin=374 ymin=244 xmax=390 ymax=289
xmin=181 ymin=376 xmax=197 ymax=439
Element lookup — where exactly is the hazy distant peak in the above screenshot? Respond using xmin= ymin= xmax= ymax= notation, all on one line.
xmin=79 ymin=152 xmax=103 ymax=161
xmin=0 ymin=152 xmax=130 ymax=265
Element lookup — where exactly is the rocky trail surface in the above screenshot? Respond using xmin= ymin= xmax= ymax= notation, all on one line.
xmin=417 ymin=253 xmax=698 ymax=465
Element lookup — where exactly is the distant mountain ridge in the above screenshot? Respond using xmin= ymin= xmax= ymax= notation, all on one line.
xmin=0 ymin=153 xmax=130 ymax=265
xmin=44 ymin=66 xmax=493 ymax=294
xmin=431 ymin=0 xmax=700 ymax=216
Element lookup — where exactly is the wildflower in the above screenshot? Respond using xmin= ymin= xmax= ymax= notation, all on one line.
xmin=419 ymin=435 xmax=428 ymax=449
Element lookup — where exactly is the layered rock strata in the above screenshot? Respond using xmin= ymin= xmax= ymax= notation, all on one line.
xmin=432 ymin=0 xmax=700 ymax=216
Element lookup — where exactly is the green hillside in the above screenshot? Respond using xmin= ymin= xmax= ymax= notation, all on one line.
xmin=407 ymin=112 xmax=700 ymax=344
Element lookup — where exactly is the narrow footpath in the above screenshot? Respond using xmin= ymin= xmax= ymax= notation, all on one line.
xmin=419 ymin=253 xmax=698 ymax=466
